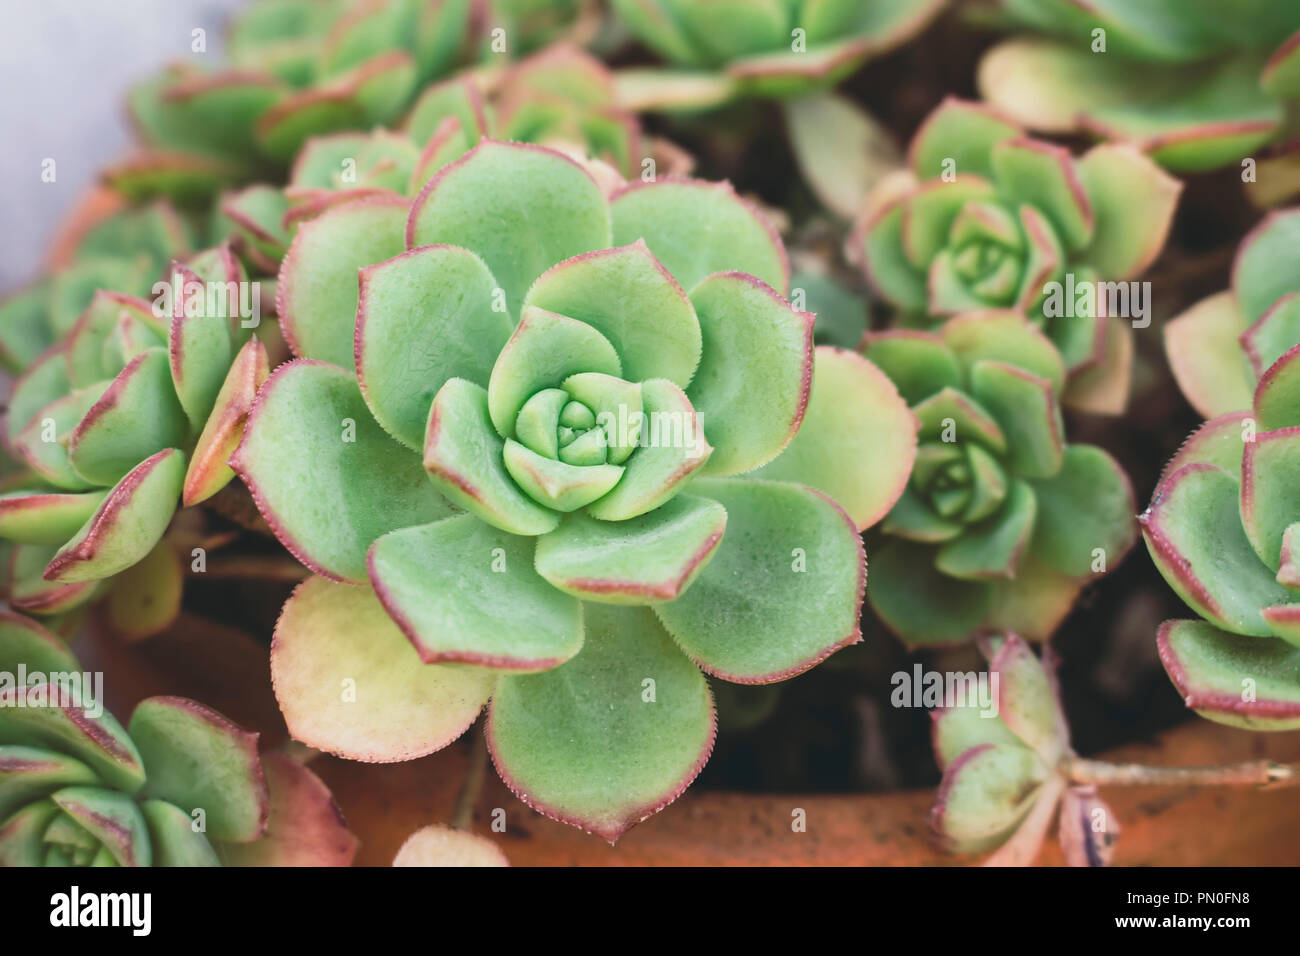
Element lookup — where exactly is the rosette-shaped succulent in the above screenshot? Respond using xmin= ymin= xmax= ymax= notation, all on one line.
xmin=977 ymin=0 xmax=1300 ymax=176
xmin=610 ymin=0 xmax=946 ymax=110
xmin=221 ymin=46 xmax=668 ymax=273
xmin=0 ymin=202 xmax=193 ymax=372
xmin=851 ymin=98 xmax=1182 ymax=414
xmin=234 ymin=140 xmax=916 ymax=839
xmin=118 ymin=0 xmax=584 ymax=199
xmin=0 ymin=610 xmax=357 ymax=866
xmin=0 ymin=245 xmax=269 ymax=636
xmin=932 ymin=633 xmax=1118 ymax=865
xmin=1142 ymin=342 xmax=1300 ymax=730
xmin=863 ymin=311 xmax=1136 ymax=646
xmin=1165 ymin=208 xmax=1300 ymax=419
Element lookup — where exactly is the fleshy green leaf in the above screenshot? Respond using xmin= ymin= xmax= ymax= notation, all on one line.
xmin=231 ymin=360 xmax=454 ymax=583
xmin=610 ymin=179 xmax=788 ymax=295
xmin=536 ymin=493 xmax=726 ymax=604
xmin=969 ymin=361 xmax=1064 ymax=479
xmin=356 ymin=245 xmax=512 ymax=450
xmin=932 ymin=742 xmax=1042 ymax=854
xmin=488 ymin=603 xmax=714 ymax=842
xmin=0 ymin=491 xmax=108 ymax=546
xmin=869 ymin=538 xmax=994 ymax=646
xmin=687 ymin=272 xmax=812 ymax=477
xmin=1076 ymin=143 xmax=1181 ymax=280
xmin=1163 ymin=291 xmax=1254 ymax=418
xmin=407 ymin=140 xmax=611 ymax=316
xmin=654 ymin=478 xmax=863 ymax=682
xmin=909 ymin=97 xmax=1022 ymax=180
xmin=129 ymin=696 xmax=268 ymax=843
xmin=51 ymin=786 xmax=151 ymax=867
xmin=140 ymin=800 xmax=220 ymax=866
xmin=1027 ymin=444 xmax=1136 ymax=578
xmin=751 ymin=346 xmax=916 ymax=530
xmin=368 ymin=515 xmax=582 ymax=670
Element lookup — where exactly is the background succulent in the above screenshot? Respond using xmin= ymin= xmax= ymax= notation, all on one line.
xmin=931 ymin=632 xmax=1119 ymax=865
xmin=863 ymin=310 xmax=1136 ymax=646
xmin=1142 ymin=342 xmax=1300 ymax=731
xmin=116 ymin=0 xmax=587 ymax=201
xmin=232 ymin=139 xmax=917 ymax=840
xmin=1165 ymin=208 xmax=1300 ymax=419
xmin=851 ymin=97 xmax=1181 ymax=415
xmin=219 ymin=44 xmax=672 ymax=272
xmin=976 ymin=0 xmax=1300 ymax=179
xmin=0 ymin=610 xmax=356 ymax=866
xmin=0 ymin=245 xmax=269 ymax=637
xmin=611 ymin=0 xmax=947 ymax=110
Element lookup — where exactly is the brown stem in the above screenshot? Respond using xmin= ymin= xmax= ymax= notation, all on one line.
xmin=201 ymin=483 xmax=274 ymax=536
xmin=185 ymin=554 xmax=308 ymax=582
xmin=451 ymin=724 xmax=489 ymax=831
xmin=1063 ymin=757 xmax=1299 ymax=789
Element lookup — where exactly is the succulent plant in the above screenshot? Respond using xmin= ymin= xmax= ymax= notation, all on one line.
xmin=862 ymin=310 xmax=1137 ymax=646
xmin=0 ymin=610 xmax=357 ymax=866
xmin=1142 ymin=340 xmax=1300 ymax=730
xmin=220 ymin=45 xmax=674 ymax=274
xmin=116 ymin=0 xmax=585 ymax=201
xmin=610 ymin=0 xmax=947 ymax=110
xmin=0 ymin=202 xmax=194 ymax=373
xmin=232 ymin=139 xmax=917 ymax=840
xmin=931 ymin=632 xmax=1119 ymax=865
xmin=1165 ymin=208 xmax=1300 ymax=419
xmin=0 ymin=245 xmax=269 ymax=636
xmin=851 ymin=98 xmax=1182 ymax=415
xmin=976 ymin=0 xmax=1300 ymax=177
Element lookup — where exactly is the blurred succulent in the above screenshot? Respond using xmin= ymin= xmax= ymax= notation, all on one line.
xmin=931 ymin=632 xmax=1120 ymax=865
xmin=1165 ymin=208 xmax=1300 ymax=419
xmin=976 ymin=0 xmax=1300 ymax=179
xmin=863 ymin=311 xmax=1136 ymax=647
xmin=0 ymin=610 xmax=356 ymax=866
xmin=851 ymin=98 xmax=1182 ymax=415
xmin=392 ymin=825 xmax=509 ymax=865
xmin=1141 ymin=341 xmax=1300 ymax=730
xmin=220 ymin=45 xmax=679 ymax=273
xmin=0 ymin=245 xmax=269 ymax=637
xmin=610 ymin=0 xmax=947 ymax=110
xmin=116 ymin=0 xmax=587 ymax=201
xmin=0 ymin=203 xmax=194 ymax=373
xmin=233 ymin=139 xmax=917 ymax=840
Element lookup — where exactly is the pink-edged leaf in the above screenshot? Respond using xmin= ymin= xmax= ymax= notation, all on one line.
xmin=272 ymin=576 xmax=494 ymax=762
xmin=654 ymin=478 xmax=863 ymax=682
xmin=930 ymin=742 xmax=1044 ymax=855
xmin=1159 ymin=618 xmax=1300 ymax=731
xmin=0 ymin=490 xmax=107 ymax=546
xmin=1164 ymin=292 xmax=1254 ymax=418
xmin=45 ymin=449 xmax=186 ymax=585
xmin=50 ymin=786 xmax=151 ymax=866
xmin=488 ymin=603 xmax=714 ymax=843
xmin=218 ymin=752 xmax=358 ymax=866
xmin=182 ymin=337 xmax=269 ymax=507
xmin=231 ymin=360 xmax=455 ymax=583
xmin=1057 ymin=784 xmax=1120 ymax=866
xmin=751 ymin=346 xmax=917 ymax=530
xmin=368 ymin=514 xmax=582 ymax=670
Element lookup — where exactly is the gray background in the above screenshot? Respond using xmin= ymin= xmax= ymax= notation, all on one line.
xmin=0 ymin=0 xmax=246 ymax=291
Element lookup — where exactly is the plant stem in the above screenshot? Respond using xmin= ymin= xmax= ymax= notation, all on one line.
xmin=185 ymin=554 xmax=309 ymax=581
xmin=1063 ymin=757 xmax=1299 ymax=789
xmin=451 ymin=724 xmax=489 ymax=831
xmin=201 ymin=483 xmax=274 ymax=536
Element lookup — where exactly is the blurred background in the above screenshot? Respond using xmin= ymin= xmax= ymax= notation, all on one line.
xmin=0 ymin=0 xmax=243 ymax=289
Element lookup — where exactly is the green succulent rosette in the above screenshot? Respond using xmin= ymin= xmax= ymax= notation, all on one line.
xmin=0 ymin=610 xmax=357 ymax=866
xmin=863 ymin=310 xmax=1136 ymax=647
xmin=851 ymin=98 xmax=1182 ymax=415
xmin=0 ymin=245 xmax=270 ymax=637
xmin=610 ymin=0 xmax=947 ymax=110
xmin=221 ymin=45 xmax=659 ymax=273
xmin=117 ymin=0 xmax=585 ymax=201
xmin=233 ymin=139 xmax=917 ymax=840
xmin=977 ymin=0 xmax=1300 ymax=179
xmin=1142 ymin=341 xmax=1300 ymax=731
xmin=931 ymin=633 xmax=1117 ymax=865
xmin=1165 ymin=208 xmax=1300 ymax=419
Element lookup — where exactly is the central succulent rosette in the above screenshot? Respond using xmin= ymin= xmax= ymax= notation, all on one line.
xmin=233 ymin=140 xmax=916 ymax=839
